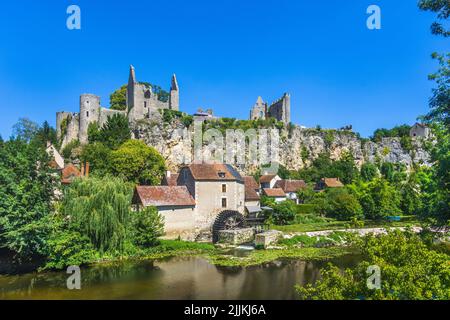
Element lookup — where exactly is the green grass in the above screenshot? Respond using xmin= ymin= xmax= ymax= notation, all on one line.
xmin=207 ymin=246 xmax=356 ymax=267
xmin=271 ymin=218 xmax=421 ymax=233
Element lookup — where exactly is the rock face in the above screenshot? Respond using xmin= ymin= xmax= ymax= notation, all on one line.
xmin=132 ymin=118 xmax=431 ymax=175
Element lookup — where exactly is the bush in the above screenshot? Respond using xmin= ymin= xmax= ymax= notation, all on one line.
xmin=61 ymin=139 xmax=80 ymax=160
xmin=110 ymin=140 xmax=166 ymax=185
xmin=295 ymin=204 xmax=317 ymax=215
xmin=314 ymin=188 xmax=363 ymax=221
xmin=44 ymin=230 xmax=97 ymax=270
xmin=271 ymin=201 xmax=297 ymax=225
xmin=131 ymin=206 xmax=164 ymax=247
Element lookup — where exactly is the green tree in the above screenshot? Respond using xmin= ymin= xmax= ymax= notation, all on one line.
xmin=313 ymin=188 xmax=363 ymax=221
xmin=360 ymin=163 xmax=379 ymax=182
xmin=297 ymin=231 xmax=450 ymax=300
xmin=0 ymin=138 xmax=57 ymax=257
xmin=110 ymin=140 xmax=166 ymax=185
xmin=419 ymin=0 xmax=450 ymax=37
xmin=62 ymin=176 xmax=133 ymax=253
xmin=296 ymin=185 xmax=316 ymax=204
xmin=359 ymin=179 xmax=402 ymax=220
xmin=80 ymin=142 xmax=112 ymax=176
xmin=110 ymin=85 xmax=127 ymax=110
xmin=131 ymin=206 xmax=164 ymax=247
xmin=12 ymin=118 xmax=40 ymax=142
xmin=271 ymin=200 xmax=296 ymax=225
xmin=93 ymin=114 xmax=131 ymax=149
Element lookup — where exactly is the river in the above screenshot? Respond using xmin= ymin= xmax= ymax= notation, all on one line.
xmin=0 ymin=254 xmax=361 ymax=300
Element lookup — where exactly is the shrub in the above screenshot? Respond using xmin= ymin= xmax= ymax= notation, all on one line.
xmin=313 ymin=188 xmax=363 ymax=221
xmin=131 ymin=206 xmax=164 ymax=247
xmin=271 ymin=201 xmax=297 ymax=225
xmin=44 ymin=230 xmax=97 ymax=270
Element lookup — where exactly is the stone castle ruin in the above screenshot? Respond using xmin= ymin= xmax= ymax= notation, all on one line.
xmin=56 ymin=65 xmax=291 ymax=148
xmin=56 ymin=66 xmax=179 ymax=147
xmin=249 ymin=94 xmax=291 ymax=125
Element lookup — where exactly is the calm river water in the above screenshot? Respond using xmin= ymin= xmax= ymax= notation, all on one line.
xmin=0 ymin=254 xmax=360 ymax=300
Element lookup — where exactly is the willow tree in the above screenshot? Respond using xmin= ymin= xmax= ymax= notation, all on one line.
xmin=63 ymin=176 xmax=133 ymax=253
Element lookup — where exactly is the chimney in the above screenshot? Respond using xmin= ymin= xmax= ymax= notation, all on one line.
xmin=85 ymin=162 xmax=90 ymax=177
xmin=81 ymin=163 xmax=85 ymax=176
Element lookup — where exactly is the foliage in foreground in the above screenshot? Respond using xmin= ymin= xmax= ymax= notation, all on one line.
xmin=296 ymin=230 xmax=450 ymax=300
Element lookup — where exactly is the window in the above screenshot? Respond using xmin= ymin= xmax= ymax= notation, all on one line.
xmin=144 ymin=101 xmax=147 ymax=108
xmin=221 ymin=198 xmax=227 ymax=208
xmin=218 ymin=172 xmax=226 ymax=178
xmin=86 ymin=111 xmax=89 ymax=117
xmin=222 ymin=184 xmax=227 ymax=193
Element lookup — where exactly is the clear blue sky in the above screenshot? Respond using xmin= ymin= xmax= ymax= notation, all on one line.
xmin=0 ymin=0 xmax=447 ymax=138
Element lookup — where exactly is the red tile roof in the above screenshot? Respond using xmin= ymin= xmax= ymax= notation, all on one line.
xmin=61 ymin=164 xmax=81 ymax=185
xmin=162 ymin=174 xmax=179 ymax=186
xmin=263 ymin=188 xmax=286 ymax=197
xmin=243 ymin=176 xmax=260 ymax=201
xmin=259 ymin=175 xmax=278 ymax=183
xmin=187 ymin=163 xmax=242 ymax=181
xmin=322 ymin=178 xmax=344 ymax=188
xmin=275 ymin=179 xmax=307 ymax=193
xmin=134 ymin=186 xmax=195 ymax=207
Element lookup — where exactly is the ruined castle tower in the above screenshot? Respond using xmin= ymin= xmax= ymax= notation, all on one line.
xmin=249 ymin=96 xmax=267 ymax=120
xmin=268 ymin=93 xmax=291 ymax=125
xmin=126 ymin=65 xmax=179 ymax=122
xmin=249 ymin=93 xmax=291 ymax=124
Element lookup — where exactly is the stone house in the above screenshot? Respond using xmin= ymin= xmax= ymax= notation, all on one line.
xmin=133 ymin=186 xmax=196 ymax=239
xmin=410 ymin=123 xmax=431 ymax=139
xmin=274 ymin=179 xmax=307 ymax=204
xmin=259 ymin=174 xmax=282 ymax=189
xmin=133 ymin=163 xmax=246 ymax=240
xmin=243 ymin=176 xmax=260 ymax=207
xmin=262 ymin=188 xmax=286 ymax=203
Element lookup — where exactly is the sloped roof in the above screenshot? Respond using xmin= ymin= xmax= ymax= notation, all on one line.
xmin=263 ymin=188 xmax=286 ymax=197
xmin=322 ymin=178 xmax=344 ymax=188
xmin=259 ymin=175 xmax=278 ymax=183
xmin=275 ymin=179 xmax=307 ymax=193
xmin=61 ymin=164 xmax=81 ymax=185
xmin=187 ymin=163 xmax=243 ymax=181
xmin=134 ymin=186 xmax=195 ymax=207
xmin=162 ymin=174 xmax=179 ymax=186
xmin=243 ymin=176 xmax=260 ymax=201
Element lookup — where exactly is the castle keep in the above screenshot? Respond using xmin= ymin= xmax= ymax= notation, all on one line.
xmin=56 ymin=66 xmax=179 ymax=147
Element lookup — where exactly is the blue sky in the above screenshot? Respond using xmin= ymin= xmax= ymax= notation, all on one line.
xmin=0 ymin=0 xmax=447 ymax=138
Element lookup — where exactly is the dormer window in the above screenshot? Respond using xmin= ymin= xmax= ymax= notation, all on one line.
xmin=218 ymin=172 xmax=226 ymax=178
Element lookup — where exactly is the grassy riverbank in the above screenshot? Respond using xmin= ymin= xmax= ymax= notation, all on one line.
xmin=271 ymin=217 xmax=421 ymax=233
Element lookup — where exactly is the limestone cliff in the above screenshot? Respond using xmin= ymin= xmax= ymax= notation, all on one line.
xmin=131 ymin=116 xmax=431 ymax=175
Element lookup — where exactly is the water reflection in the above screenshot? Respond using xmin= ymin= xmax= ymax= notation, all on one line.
xmin=0 ymin=255 xmax=361 ymax=300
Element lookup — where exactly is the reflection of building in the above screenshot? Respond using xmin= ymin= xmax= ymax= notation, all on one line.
xmin=410 ymin=123 xmax=431 ymax=139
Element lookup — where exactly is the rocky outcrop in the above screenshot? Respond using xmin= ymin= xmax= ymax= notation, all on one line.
xmin=132 ymin=118 xmax=431 ymax=175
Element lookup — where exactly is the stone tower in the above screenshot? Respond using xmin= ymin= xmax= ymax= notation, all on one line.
xmin=79 ymin=94 xmax=101 ymax=144
xmin=169 ymin=74 xmax=179 ymax=111
xmin=126 ymin=65 xmax=180 ymax=123
xmin=268 ymin=93 xmax=291 ymax=125
xmin=249 ymin=96 xmax=267 ymax=120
